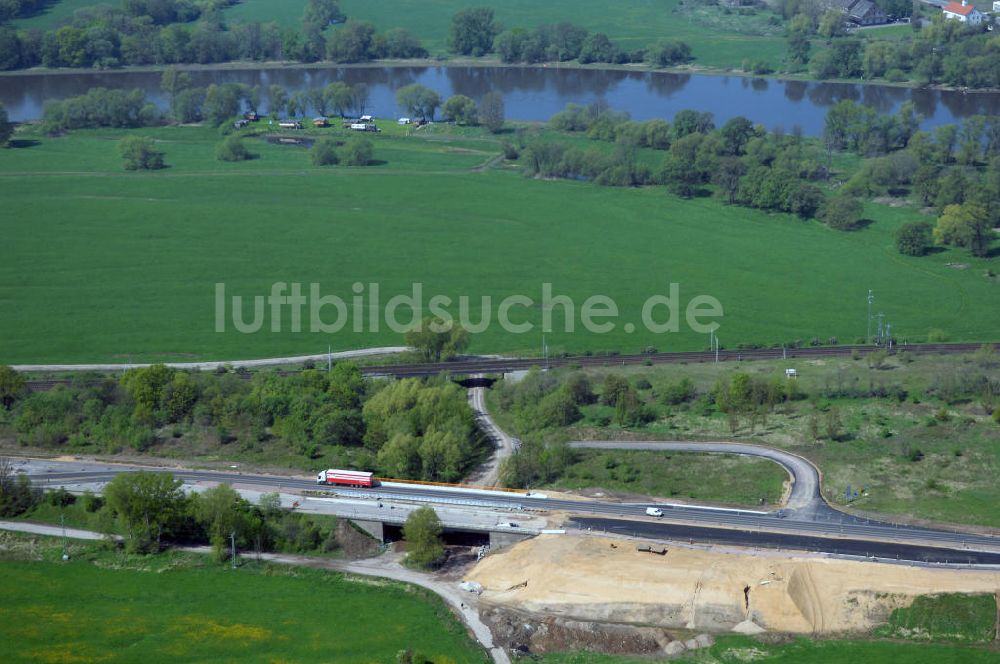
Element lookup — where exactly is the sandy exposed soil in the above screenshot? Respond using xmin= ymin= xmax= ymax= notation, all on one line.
xmin=468 ymin=534 xmax=1000 ymax=634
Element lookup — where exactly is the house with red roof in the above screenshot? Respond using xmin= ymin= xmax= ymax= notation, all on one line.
xmin=942 ymin=0 xmax=984 ymax=25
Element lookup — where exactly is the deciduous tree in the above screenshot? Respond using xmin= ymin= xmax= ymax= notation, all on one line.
xmin=479 ymin=91 xmax=504 ymax=133
xmin=403 ymin=506 xmax=443 ymax=568
xmin=447 ymin=7 xmax=499 ymax=56
xmin=0 ymin=365 xmax=25 ymax=408
xmin=442 ymin=94 xmax=478 ymax=125
xmin=895 ymin=220 xmax=933 ymax=256
xmin=104 ymin=471 xmax=186 ymax=552
xmin=934 ymin=203 xmax=992 ymax=257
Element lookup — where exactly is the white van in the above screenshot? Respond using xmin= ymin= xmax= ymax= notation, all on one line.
xmin=645 ymin=507 xmax=664 ymax=517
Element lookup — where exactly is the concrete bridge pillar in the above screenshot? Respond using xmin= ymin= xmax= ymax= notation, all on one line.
xmin=351 ymin=519 xmax=385 ymax=542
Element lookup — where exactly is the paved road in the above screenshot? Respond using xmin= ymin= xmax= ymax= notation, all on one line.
xmin=0 ymin=520 xmax=118 ymax=541
xmin=24 ymin=461 xmax=1000 ymax=564
xmin=466 ymin=385 xmax=520 ymax=488
xmin=569 ymin=441 xmax=823 ymax=516
xmin=0 ymin=521 xmax=508 ymax=664
xmin=11 ymin=346 xmax=409 ymax=372
xmin=573 ymin=517 xmax=1000 ymax=566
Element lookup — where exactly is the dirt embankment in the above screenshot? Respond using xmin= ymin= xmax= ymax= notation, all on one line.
xmin=468 ymin=535 xmax=1000 ymax=636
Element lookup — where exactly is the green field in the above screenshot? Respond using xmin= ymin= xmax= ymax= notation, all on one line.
xmin=10 ymin=0 xmax=120 ymax=31
xmin=14 ymin=0 xmax=789 ymax=69
xmin=0 ymin=535 xmax=486 ymax=663
xmin=331 ymin=0 xmax=789 ymax=68
xmin=538 ymin=634 xmax=1000 ymax=664
xmin=1 ymin=123 xmax=998 ymax=365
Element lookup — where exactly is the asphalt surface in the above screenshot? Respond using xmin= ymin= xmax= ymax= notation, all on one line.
xmin=572 ymin=517 xmax=1000 ymax=566
xmin=466 ymin=384 xmax=521 ymax=487
xmin=25 ymin=461 xmax=1000 ymax=565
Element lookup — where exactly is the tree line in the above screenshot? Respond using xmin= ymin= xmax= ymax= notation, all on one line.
xmin=0 ymin=0 xmax=423 ymax=70
xmin=824 ymin=99 xmax=1000 ymax=258
xmin=520 ymin=102 xmax=845 ymax=224
xmin=512 ymin=100 xmax=998 ymax=257
xmin=2 ymin=363 xmax=483 ymax=483
xmin=0 ymin=2 xmax=694 ymax=73
xmin=783 ymin=6 xmax=1000 ymax=90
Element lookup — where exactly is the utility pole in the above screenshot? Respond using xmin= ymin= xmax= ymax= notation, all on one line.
xmin=886 ymin=323 xmax=892 ymax=350
xmin=866 ymin=289 xmax=874 ymax=343
xmin=230 ymin=531 xmax=237 ymax=569
xmin=542 ymin=334 xmax=548 ymax=370
xmin=715 ymin=335 xmax=720 ymax=364
xmin=877 ymin=312 xmax=885 ymax=345
xmin=327 ymin=344 xmax=332 ymax=372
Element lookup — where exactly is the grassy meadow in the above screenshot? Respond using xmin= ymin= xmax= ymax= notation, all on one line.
xmin=1 ymin=122 xmax=998 ymax=365
xmin=546 ymin=450 xmax=788 ymax=507
xmin=0 ymin=533 xmax=487 ymax=664
xmin=15 ymin=0 xmax=789 ymax=69
xmin=331 ymin=0 xmax=789 ymax=68
xmin=9 ymin=0 xmax=117 ymax=31
xmin=538 ymin=635 xmax=1000 ymax=664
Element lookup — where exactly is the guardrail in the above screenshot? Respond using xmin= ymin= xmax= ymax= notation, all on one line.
xmin=320 ymin=488 xmax=525 ymax=511
xmin=376 ymin=476 xmax=527 ymax=494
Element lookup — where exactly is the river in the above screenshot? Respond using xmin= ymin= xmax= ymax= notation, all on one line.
xmin=2 ymin=65 xmax=999 ymax=134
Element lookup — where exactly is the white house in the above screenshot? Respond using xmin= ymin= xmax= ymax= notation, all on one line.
xmin=943 ymin=0 xmax=984 ymax=24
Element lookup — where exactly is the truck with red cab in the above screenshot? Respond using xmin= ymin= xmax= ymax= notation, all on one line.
xmin=316 ymin=469 xmax=375 ymax=488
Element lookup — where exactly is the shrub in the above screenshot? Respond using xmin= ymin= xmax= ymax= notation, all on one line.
xmin=47 ymin=487 xmax=76 ymax=507
xmin=81 ymin=490 xmax=103 ymax=512
xmin=820 ymin=195 xmax=864 ymax=230
xmin=118 ymin=136 xmax=164 ymax=170
xmin=895 ymin=220 xmax=933 ymax=256
xmin=343 ymin=136 xmax=374 ymax=166
xmin=927 ymin=329 xmax=949 ymax=343
xmin=660 ymin=378 xmax=696 ymax=405
xmin=311 ymin=136 xmax=340 ymax=166
xmin=216 ymin=134 xmax=252 ymax=162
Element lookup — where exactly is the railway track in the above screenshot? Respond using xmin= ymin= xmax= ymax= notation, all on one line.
xmin=21 ymin=342 xmax=995 ymax=391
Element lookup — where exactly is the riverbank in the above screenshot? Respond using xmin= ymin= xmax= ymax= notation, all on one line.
xmin=2 ymin=56 xmax=998 ymax=95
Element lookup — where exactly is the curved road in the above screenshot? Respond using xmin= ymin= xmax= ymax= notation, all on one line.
xmin=466 ymin=385 xmax=520 ymax=487
xmin=568 ymin=441 xmax=824 ymax=516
